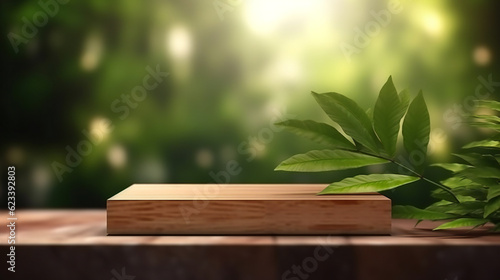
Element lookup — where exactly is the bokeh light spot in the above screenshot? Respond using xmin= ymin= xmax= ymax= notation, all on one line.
xmin=473 ymin=46 xmax=492 ymax=66
xmin=80 ymin=33 xmax=103 ymax=71
xmin=89 ymin=117 xmax=112 ymax=141
xmin=107 ymin=144 xmax=127 ymax=169
xmin=6 ymin=146 xmax=25 ymax=165
xmin=196 ymin=149 xmax=214 ymax=168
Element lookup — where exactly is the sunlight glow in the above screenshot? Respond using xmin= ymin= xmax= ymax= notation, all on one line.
xmin=167 ymin=25 xmax=192 ymax=60
xmin=244 ymin=0 xmax=330 ymax=35
xmin=421 ymin=11 xmax=444 ymax=36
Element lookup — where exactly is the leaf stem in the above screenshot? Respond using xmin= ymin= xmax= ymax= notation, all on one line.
xmin=389 ymin=160 xmax=422 ymax=178
xmin=355 ymin=149 xmax=460 ymax=203
xmin=421 ymin=177 xmax=460 ymax=203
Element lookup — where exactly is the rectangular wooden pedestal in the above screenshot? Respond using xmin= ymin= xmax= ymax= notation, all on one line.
xmin=106 ymin=184 xmax=391 ymax=235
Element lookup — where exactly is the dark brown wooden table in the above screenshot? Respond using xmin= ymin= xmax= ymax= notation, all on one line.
xmin=2 ymin=210 xmax=500 ymax=280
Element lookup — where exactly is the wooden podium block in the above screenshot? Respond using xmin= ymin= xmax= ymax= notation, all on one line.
xmin=107 ymin=184 xmax=391 ymax=235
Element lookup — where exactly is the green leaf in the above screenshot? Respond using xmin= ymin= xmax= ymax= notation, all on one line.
xmin=487 ymin=184 xmax=500 ymax=201
xmin=470 ymin=115 xmax=500 ymax=124
xmin=444 ymin=187 xmax=486 ymax=201
xmin=476 ymin=99 xmax=500 ymax=112
xmin=468 ymin=115 xmax=500 ymax=132
xmin=458 ymin=167 xmax=500 ymax=179
xmin=311 ymin=91 xmax=380 ymax=153
xmin=427 ymin=200 xmax=453 ymax=208
xmin=440 ymin=177 xmax=477 ymax=188
xmin=365 ymin=108 xmax=373 ymax=120
xmin=276 ymin=120 xmax=356 ymax=150
xmin=463 ymin=140 xmax=500 ymax=150
xmin=392 ymin=205 xmax=457 ymax=220
xmin=373 ymin=76 xmax=408 ymax=157
xmin=467 ymin=122 xmax=500 ymax=130
xmin=453 ymin=153 xmax=500 ymax=168
xmin=431 ymin=163 xmax=471 ymax=173
xmin=275 ymin=150 xmax=388 ymax=172
xmin=431 ymin=188 xmax=476 ymax=203
xmin=426 ymin=201 xmax=485 ymax=216
xmin=433 ymin=218 xmax=489 ymax=230
xmin=402 ymin=91 xmax=430 ymax=173
xmin=318 ymin=174 xmax=419 ymax=194
xmin=458 ymin=175 xmax=498 ymax=189
xmin=484 ymin=196 xmax=500 ymax=217
xmin=399 ymin=89 xmax=411 ymax=112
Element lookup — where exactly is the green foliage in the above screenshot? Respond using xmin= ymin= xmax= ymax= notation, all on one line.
xmin=275 ymin=120 xmax=356 ymax=150
xmin=318 ymin=174 xmax=419 ymax=194
xmin=433 ymin=218 xmax=489 ymax=230
xmin=428 ymin=101 xmax=500 ymax=228
xmin=463 ymin=140 xmax=500 ymax=149
xmin=402 ymin=91 xmax=430 ymax=173
xmin=311 ymin=91 xmax=381 ymax=153
xmin=392 ymin=205 xmax=457 ymax=220
xmin=274 ymin=150 xmax=388 ymax=172
xmin=484 ymin=196 xmax=500 ymax=218
xmin=429 ymin=163 xmax=470 ymax=173
xmin=275 ymin=77 xmax=500 ymax=231
xmin=426 ymin=201 xmax=485 ymax=216
xmin=373 ymin=77 xmax=409 ymax=157
xmin=476 ymin=100 xmax=500 ymax=112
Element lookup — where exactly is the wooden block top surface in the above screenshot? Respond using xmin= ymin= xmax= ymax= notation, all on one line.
xmin=108 ymin=184 xmax=390 ymax=201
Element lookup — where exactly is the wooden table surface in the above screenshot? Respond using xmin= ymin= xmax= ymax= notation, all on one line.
xmin=1 ymin=210 xmax=499 ymax=245
xmin=2 ymin=210 xmax=500 ymax=280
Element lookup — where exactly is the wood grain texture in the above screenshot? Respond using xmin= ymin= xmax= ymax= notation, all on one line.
xmin=107 ymin=184 xmax=391 ymax=235
xmin=1 ymin=210 xmax=499 ymax=245
xmin=3 ymin=211 xmax=500 ymax=280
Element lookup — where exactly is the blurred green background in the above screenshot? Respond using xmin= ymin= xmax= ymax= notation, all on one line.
xmin=2 ymin=0 xmax=499 ymax=208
